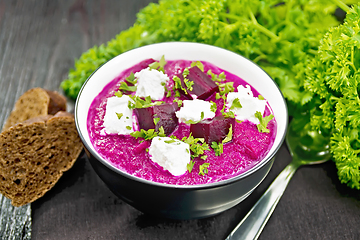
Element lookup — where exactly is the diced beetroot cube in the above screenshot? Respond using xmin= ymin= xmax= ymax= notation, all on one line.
xmin=190 ymin=116 xmax=235 ymax=144
xmin=177 ymin=66 xmax=219 ymax=100
xmin=153 ymin=102 xmax=180 ymax=135
xmin=134 ymin=102 xmax=180 ymax=135
xmin=134 ymin=107 xmax=155 ymax=131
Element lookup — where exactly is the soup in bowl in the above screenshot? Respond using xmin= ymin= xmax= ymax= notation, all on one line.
xmin=75 ymin=42 xmax=288 ymax=219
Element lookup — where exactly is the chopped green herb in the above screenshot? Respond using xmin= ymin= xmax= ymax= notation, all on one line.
xmin=114 ymin=91 xmax=123 ymax=98
xmin=258 ymin=95 xmax=265 ymax=100
xmin=184 ymin=78 xmax=194 ymax=91
xmin=221 ymin=109 xmax=235 ymax=119
xmin=182 ymin=134 xmax=209 ymax=159
xmin=218 ymin=82 xmax=234 ymax=95
xmin=255 ymin=112 xmax=274 ymax=133
xmin=211 ymin=141 xmax=223 ymax=156
xmin=116 ymin=112 xmax=123 ymax=119
xmin=125 ymin=72 xmax=137 ymax=84
xmin=157 ymin=126 xmax=166 ymax=137
xmin=191 ymin=61 xmax=204 ymax=72
xmin=153 ymin=117 xmax=160 ymax=125
xmin=187 ymin=160 xmax=195 ymax=173
xmin=126 ymin=126 xmax=132 ymax=130
xmin=148 ymin=55 xmax=167 ymax=73
xmin=173 ymin=75 xmax=187 ymax=94
xmin=130 ymin=129 xmax=158 ymax=140
xmin=173 ymin=98 xmax=183 ymax=107
xmin=199 ymin=162 xmax=210 ymax=176
xmin=230 ymin=98 xmax=242 ymax=109
xmin=222 ymin=125 xmax=233 ymax=144
xmin=128 ymin=95 xmax=163 ymax=109
xmin=210 ymin=101 xmax=217 ymax=113
xmin=207 ymin=70 xmax=226 ymax=82
xmin=119 ymin=82 xmax=137 ymax=92
xmin=182 ymin=68 xmax=189 ymax=78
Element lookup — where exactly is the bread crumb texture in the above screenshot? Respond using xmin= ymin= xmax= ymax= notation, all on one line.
xmin=0 ymin=112 xmax=83 ymax=206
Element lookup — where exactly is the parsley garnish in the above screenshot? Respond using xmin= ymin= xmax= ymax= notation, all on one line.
xmin=148 ymin=55 xmax=167 ymax=73
xmin=187 ymin=160 xmax=195 ymax=173
xmin=119 ymin=81 xmax=137 ymax=92
xmin=173 ymin=98 xmax=183 ymax=107
xmin=211 ymin=141 xmax=223 ymax=156
xmin=222 ymin=125 xmax=233 ymax=144
xmin=230 ymin=98 xmax=242 ymax=109
xmin=210 ymin=101 xmax=217 ymax=113
xmin=258 ymin=95 xmax=265 ymax=100
xmin=199 ymin=162 xmax=210 ymax=176
xmin=182 ymin=134 xmax=209 ymax=159
xmin=125 ymin=72 xmax=137 ymax=84
xmin=255 ymin=112 xmax=274 ymax=133
xmin=191 ymin=61 xmax=204 ymax=72
xmin=207 ymin=70 xmax=226 ymax=82
xmin=114 ymin=91 xmax=123 ymax=98
xmin=153 ymin=117 xmax=160 ymax=125
xmin=116 ymin=112 xmax=123 ymax=119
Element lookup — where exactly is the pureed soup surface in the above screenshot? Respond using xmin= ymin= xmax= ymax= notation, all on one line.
xmin=87 ymin=58 xmax=277 ymax=185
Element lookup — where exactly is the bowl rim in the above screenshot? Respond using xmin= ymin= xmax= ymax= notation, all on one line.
xmin=75 ymin=41 xmax=288 ymax=190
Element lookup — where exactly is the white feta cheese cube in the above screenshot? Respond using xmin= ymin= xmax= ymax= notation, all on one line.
xmin=175 ymin=99 xmax=215 ymax=123
xmin=135 ymin=67 xmax=169 ymax=100
xmin=149 ymin=137 xmax=190 ymax=176
xmin=103 ymin=95 xmax=134 ymax=134
xmin=226 ymin=85 xmax=266 ymax=124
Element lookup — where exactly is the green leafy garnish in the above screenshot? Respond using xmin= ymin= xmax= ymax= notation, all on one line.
xmin=191 ymin=61 xmax=204 ymax=72
xmin=199 ymin=163 xmax=210 ymax=176
xmin=130 ymin=128 xmax=162 ymax=140
xmin=128 ymin=95 xmax=163 ymax=109
xmin=211 ymin=141 xmax=223 ymax=156
xmin=173 ymin=98 xmax=183 ymax=107
xmin=125 ymin=72 xmax=137 ymax=84
xmin=153 ymin=117 xmax=160 ymax=125
xmin=230 ymin=98 xmax=242 ymax=109
xmin=148 ymin=55 xmax=167 ymax=72
xmin=210 ymin=101 xmax=217 ymax=113
xmin=114 ymin=91 xmax=123 ymax=98
xmin=207 ymin=70 xmax=226 ymax=82
xmin=187 ymin=160 xmax=195 ymax=173
xmin=184 ymin=78 xmax=194 ymax=91
xmin=182 ymin=134 xmax=209 ymax=159
xmin=119 ymin=82 xmax=137 ymax=92
xmin=116 ymin=112 xmax=123 ymax=119
xmin=222 ymin=125 xmax=233 ymax=144
xmin=255 ymin=112 xmax=274 ymax=133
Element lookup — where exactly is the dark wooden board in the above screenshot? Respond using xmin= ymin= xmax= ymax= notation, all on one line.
xmin=0 ymin=0 xmax=359 ymax=239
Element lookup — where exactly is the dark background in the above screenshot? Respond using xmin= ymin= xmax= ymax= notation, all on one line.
xmin=0 ymin=0 xmax=359 ymax=239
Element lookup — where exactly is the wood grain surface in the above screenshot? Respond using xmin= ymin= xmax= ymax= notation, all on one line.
xmin=0 ymin=0 xmax=360 ymax=239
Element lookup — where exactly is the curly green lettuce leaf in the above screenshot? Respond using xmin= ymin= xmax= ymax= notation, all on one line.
xmin=304 ymin=4 xmax=360 ymax=189
xmin=61 ymin=0 xmax=343 ymax=101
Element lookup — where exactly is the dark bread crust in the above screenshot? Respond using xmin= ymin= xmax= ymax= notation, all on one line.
xmin=0 ymin=111 xmax=83 ymax=207
xmin=2 ymin=88 xmax=67 ymax=131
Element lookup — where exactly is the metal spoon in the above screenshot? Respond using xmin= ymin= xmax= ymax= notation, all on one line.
xmin=225 ymin=118 xmax=331 ymax=240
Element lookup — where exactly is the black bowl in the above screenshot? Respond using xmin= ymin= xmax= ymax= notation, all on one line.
xmin=75 ymin=42 xmax=288 ymax=220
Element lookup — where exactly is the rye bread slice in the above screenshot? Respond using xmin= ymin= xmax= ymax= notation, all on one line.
xmin=0 ymin=111 xmax=83 ymax=207
xmin=2 ymin=88 xmax=67 ymax=131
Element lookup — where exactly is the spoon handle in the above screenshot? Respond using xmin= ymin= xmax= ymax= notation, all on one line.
xmin=225 ymin=161 xmax=298 ymax=240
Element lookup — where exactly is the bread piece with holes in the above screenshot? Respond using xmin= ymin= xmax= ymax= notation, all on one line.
xmin=2 ymin=88 xmax=67 ymax=131
xmin=0 ymin=111 xmax=83 ymax=207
